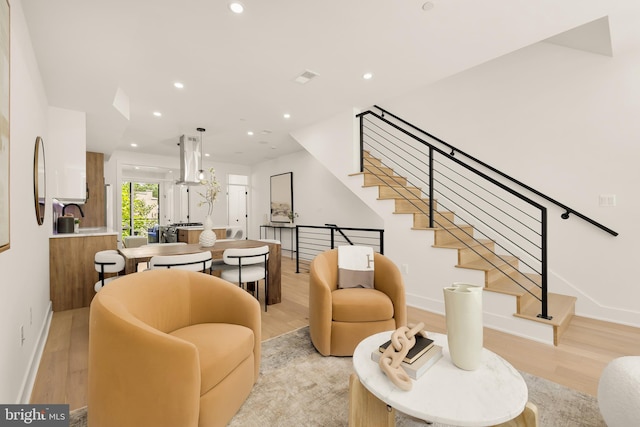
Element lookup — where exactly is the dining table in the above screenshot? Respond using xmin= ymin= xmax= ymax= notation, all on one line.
xmin=118 ymin=239 xmax=282 ymax=305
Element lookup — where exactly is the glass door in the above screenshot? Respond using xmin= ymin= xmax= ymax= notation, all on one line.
xmin=121 ymin=181 xmax=160 ymax=239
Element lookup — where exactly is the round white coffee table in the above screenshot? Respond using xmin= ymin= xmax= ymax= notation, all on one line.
xmin=352 ymin=331 xmax=528 ymax=426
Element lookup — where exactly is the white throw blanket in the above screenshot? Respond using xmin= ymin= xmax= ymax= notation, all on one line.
xmin=337 ymin=245 xmax=374 ymax=289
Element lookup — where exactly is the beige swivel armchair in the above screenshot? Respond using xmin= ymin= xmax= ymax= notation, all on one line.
xmin=309 ymin=248 xmax=407 ymax=356
xmin=88 ymin=269 xmax=261 ymax=427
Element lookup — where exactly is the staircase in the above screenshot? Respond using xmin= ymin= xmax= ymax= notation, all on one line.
xmin=356 ymin=150 xmax=576 ymax=345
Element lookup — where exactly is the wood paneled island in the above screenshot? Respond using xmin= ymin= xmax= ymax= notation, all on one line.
xmin=49 ymin=231 xmax=118 ymax=311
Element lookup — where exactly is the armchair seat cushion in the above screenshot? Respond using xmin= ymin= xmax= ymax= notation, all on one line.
xmin=170 ymin=323 xmax=255 ymax=395
xmin=331 ymin=288 xmax=394 ymax=322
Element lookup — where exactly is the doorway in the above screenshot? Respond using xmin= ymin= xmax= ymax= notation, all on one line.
xmin=121 ymin=181 xmax=160 ymax=238
xmin=228 ymin=174 xmax=248 ymax=239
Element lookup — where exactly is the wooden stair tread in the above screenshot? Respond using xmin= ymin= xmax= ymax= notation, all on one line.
xmin=514 ymin=293 xmax=577 ymax=327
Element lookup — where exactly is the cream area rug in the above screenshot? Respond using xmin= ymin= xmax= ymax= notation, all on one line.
xmin=71 ymin=327 xmax=606 ymax=427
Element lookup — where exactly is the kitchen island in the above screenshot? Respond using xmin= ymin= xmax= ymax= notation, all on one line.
xmin=50 ymin=228 xmax=118 ymax=311
xmin=177 ymin=226 xmax=227 ymax=243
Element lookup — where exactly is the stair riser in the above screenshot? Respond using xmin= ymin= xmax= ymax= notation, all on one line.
xmin=458 ymin=242 xmax=496 ymax=265
xmin=364 ymin=173 xmax=408 ymax=187
xmin=486 ymin=262 xmax=520 ymax=284
xmin=378 ymin=186 xmax=422 ymax=199
xmin=414 ymin=212 xmax=455 ymax=228
xmin=395 ymin=199 xmax=438 ymax=213
xmin=363 ymin=154 xmax=382 ymax=167
xmin=434 ymin=225 xmax=474 ymax=246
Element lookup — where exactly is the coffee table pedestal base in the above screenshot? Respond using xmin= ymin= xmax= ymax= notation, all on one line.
xmin=348 ymin=374 xmax=395 ymax=427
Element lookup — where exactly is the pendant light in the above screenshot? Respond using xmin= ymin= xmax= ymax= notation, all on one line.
xmin=197 ymin=127 xmax=205 ymax=181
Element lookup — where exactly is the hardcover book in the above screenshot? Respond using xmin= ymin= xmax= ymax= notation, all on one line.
xmin=378 ymin=334 xmax=434 ymax=364
xmin=372 ymin=344 xmax=443 ymax=380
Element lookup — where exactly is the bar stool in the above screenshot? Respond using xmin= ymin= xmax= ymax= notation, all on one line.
xmin=94 ymin=250 xmax=125 ymax=292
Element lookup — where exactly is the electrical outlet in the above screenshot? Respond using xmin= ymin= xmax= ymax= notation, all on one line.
xmin=402 ymin=264 xmax=409 ymax=274
xmin=30 ymin=307 xmax=33 ymax=326
xmin=599 ymin=194 xmax=617 ymax=207
xmin=20 ymin=325 xmax=25 ymax=347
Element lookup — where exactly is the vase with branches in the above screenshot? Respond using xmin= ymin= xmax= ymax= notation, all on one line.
xmin=197 ymin=167 xmax=221 ymax=246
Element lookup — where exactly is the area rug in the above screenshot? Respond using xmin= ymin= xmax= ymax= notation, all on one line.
xmin=70 ymin=327 xmax=606 ymax=427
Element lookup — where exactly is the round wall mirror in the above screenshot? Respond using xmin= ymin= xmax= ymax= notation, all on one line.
xmin=33 ymin=136 xmax=46 ymax=225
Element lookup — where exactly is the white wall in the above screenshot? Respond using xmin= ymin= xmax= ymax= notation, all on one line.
xmin=249 ymin=149 xmax=383 ymax=245
xmin=0 ymin=0 xmax=52 ymax=403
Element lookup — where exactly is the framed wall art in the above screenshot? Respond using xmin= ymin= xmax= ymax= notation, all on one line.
xmin=0 ymin=0 xmax=10 ymax=253
xmin=270 ymin=172 xmax=293 ymax=223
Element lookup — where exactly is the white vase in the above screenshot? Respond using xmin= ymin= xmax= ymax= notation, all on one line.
xmin=443 ymin=282 xmax=483 ymax=370
xmin=199 ymin=215 xmax=217 ymax=247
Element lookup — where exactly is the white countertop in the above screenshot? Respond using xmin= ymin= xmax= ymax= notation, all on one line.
xmin=51 ymin=227 xmax=118 ymax=238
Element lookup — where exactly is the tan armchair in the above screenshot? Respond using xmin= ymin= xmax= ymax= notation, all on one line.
xmin=88 ymin=269 xmax=261 ymax=427
xmin=309 ymin=249 xmax=407 ymax=356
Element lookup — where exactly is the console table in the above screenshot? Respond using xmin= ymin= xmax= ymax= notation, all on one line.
xmin=351 ymin=331 xmax=531 ymax=427
xmin=260 ymin=224 xmax=297 ymax=258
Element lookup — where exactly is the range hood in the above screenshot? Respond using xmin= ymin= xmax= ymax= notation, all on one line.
xmin=175 ymin=134 xmax=203 ymax=186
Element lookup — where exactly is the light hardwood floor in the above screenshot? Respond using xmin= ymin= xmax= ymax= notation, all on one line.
xmin=30 ymin=253 xmax=640 ymax=410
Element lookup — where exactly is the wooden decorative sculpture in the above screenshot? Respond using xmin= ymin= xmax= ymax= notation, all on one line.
xmin=378 ymin=322 xmax=426 ymax=391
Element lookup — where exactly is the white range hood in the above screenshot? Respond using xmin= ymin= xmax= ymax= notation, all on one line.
xmin=175 ymin=134 xmax=203 ymax=186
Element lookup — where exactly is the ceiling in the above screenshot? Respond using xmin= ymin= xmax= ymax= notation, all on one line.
xmin=21 ymin=0 xmax=611 ymax=165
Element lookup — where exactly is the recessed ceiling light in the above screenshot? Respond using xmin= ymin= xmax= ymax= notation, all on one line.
xmin=130 ymin=143 xmax=138 ymax=147
xmin=205 ymin=153 xmax=210 ymax=157
xmin=294 ymin=69 xmax=319 ymax=84
xmin=174 ymin=82 xmax=184 ymax=89
xmin=363 ymin=72 xmax=373 ymax=80
xmin=229 ymin=2 xmax=244 ymax=13
xmin=153 ymin=111 xmax=162 ymax=117
xmin=247 ymin=131 xmax=254 ymax=136
xmin=422 ymin=2 xmax=435 ymax=11
xmin=283 ymin=113 xmax=291 ymax=119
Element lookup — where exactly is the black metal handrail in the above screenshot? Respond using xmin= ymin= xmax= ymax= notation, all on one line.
xmin=295 ymin=224 xmax=384 ymax=273
xmin=371 ymin=105 xmax=619 ymax=237
xmin=357 ymin=109 xmax=556 ymax=318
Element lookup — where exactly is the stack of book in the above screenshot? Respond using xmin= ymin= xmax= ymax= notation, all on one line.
xmin=371 ymin=334 xmax=443 ymax=380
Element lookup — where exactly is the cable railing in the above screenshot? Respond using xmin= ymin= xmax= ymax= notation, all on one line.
xmin=356 ymin=108 xmax=619 ymax=320
xmin=371 ymin=105 xmax=619 ymax=237
xmin=295 ymin=224 xmax=384 ymax=273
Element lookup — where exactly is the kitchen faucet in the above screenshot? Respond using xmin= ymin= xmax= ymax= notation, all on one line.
xmin=62 ymin=203 xmax=85 ymax=217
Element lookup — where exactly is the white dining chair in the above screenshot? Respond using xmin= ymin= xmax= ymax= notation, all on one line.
xmin=94 ymin=250 xmax=125 ymax=292
xmin=148 ymin=251 xmax=213 ymax=273
xmin=221 ymin=245 xmax=270 ymax=311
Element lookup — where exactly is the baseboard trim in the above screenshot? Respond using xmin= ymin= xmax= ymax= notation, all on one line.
xmin=18 ymin=301 xmax=53 ymax=404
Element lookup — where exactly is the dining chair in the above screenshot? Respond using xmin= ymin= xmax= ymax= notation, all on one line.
xmin=94 ymin=250 xmax=126 ymax=292
xmin=221 ymin=245 xmax=270 ymax=311
xmin=149 ymin=251 xmax=213 ymax=274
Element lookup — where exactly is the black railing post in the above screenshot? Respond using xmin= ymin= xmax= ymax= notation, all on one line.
xmin=295 ymin=225 xmax=300 ymax=273
xmin=380 ymin=230 xmax=384 ymax=254
xmin=359 ymin=114 xmax=365 ymax=173
xmin=429 ymin=147 xmax=434 ymax=228
xmin=330 ymin=227 xmax=335 ymax=249
xmin=538 ymin=208 xmax=552 ymax=320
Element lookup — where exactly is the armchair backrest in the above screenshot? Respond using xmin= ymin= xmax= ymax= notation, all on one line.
xmin=94 ymin=269 xmax=261 ymax=334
